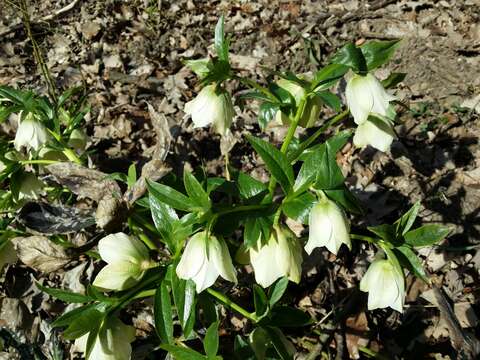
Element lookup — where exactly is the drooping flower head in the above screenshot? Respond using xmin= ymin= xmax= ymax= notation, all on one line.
xmin=14 ymin=112 xmax=50 ymax=152
xmin=176 ymin=231 xmax=237 ymax=293
xmin=184 ymin=84 xmax=234 ymax=135
xmin=360 ymin=257 xmax=405 ymax=312
xmin=93 ymin=233 xmax=152 ymax=292
xmin=249 ymin=226 xmax=302 ymax=288
xmin=306 ymin=195 xmax=351 ymax=255
xmin=74 ymin=316 xmax=136 ymax=360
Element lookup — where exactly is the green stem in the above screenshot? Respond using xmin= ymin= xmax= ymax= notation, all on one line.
xmin=206 ymin=288 xmax=258 ymax=322
xmin=62 ymin=148 xmax=83 ymax=164
xmin=288 ymin=109 xmax=349 ymax=162
xmin=20 ymin=159 xmax=60 ymax=165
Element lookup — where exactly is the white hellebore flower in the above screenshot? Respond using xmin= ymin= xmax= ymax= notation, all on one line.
xmin=249 ymin=226 xmax=302 ymax=288
xmin=184 ymin=84 xmax=234 ymax=135
xmin=93 ymin=233 xmax=152 ymax=291
xmin=14 ymin=112 xmax=49 ymax=151
xmin=176 ymin=231 xmax=237 ymax=293
xmin=360 ymin=258 xmax=405 ymax=312
xmin=345 ymin=73 xmax=396 ymax=126
xmin=18 ymin=172 xmax=44 ymax=200
xmin=353 ymin=116 xmax=396 ymax=152
xmin=306 ymin=197 xmax=351 ymax=255
xmin=74 ymin=316 xmax=135 ymax=360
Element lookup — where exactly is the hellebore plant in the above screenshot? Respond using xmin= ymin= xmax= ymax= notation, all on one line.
xmin=0 ymin=16 xmax=452 ymax=360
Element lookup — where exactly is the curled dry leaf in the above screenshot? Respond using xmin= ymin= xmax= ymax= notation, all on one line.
xmin=11 ymin=236 xmax=71 ymax=273
xmin=17 ymin=202 xmax=95 ymax=235
xmin=95 ymin=195 xmax=128 ymax=232
xmin=45 ymin=162 xmax=122 ymax=202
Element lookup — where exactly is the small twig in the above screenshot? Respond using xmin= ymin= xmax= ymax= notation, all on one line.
xmin=0 ymin=0 xmax=81 ymax=38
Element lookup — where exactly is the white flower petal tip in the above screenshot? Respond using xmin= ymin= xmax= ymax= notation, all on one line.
xmin=360 ymin=258 xmax=405 ymax=312
xmin=353 ymin=117 xmax=395 ymax=152
xmin=306 ymin=198 xmax=351 ymax=255
xmin=346 ymin=73 xmax=396 ymax=126
xmin=184 ymin=84 xmax=234 ymax=136
xmin=93 ymin=233 xmax=151 ymax=291
xmin=176 ymin=231 xmax=237 ymax=293
xmin=14 ymin=113 xmax=50 ymax=152
xmin=249 ymin=226 xmax=303 ymax=288
xmin=74 ymin=316 xmax=135 ymax=360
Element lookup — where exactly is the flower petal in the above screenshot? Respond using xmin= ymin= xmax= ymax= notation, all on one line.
xmin=98 ymin=233 xmax=149 ymax=265
xmin=353 ymin=117 xmax=395 ymax=152
xmin=176 ymin=232 xmax=207 ymax=281
xmin=209 ymin=236 xmax=237 ymax=284
xmin=93 ymin=262 xmax=143 ymax=291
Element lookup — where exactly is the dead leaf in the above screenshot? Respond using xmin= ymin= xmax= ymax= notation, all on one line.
xmin=12 ymin=236 xmax=71 ymax=272
xmin=45 ymin=162 xmax=121 ymax=202
xmin=345 ymin=312 xmax=370 ymax=359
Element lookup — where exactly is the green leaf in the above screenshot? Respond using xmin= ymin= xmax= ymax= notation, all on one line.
xmin=367 ymin=224 xmax=396 ymax=243
xmin=244 ymin=217 xmax=262 ymax=249
xmin=404 ymin=225 xmax=450 ymax=247
xmin=253 ymin=284 xmax=269 ymax=319
xmin=52 ymin=304 xmax=96 ymax=328
xmin=235 ymin=171 xmax=267 ymax=199
xmin=246 ymin=135 xmax=294 ymax=194
xmin=85 ymin=322 xmax=101 ymax=360
xmin=330 ymin=43 xmax=367 ymax=73
xmin=154 ymin=280 xmax=174 ymax=344
xmin=282 ymin=191 xmax=316 ymax=224
xmin=316 ymin=91 xmax=341 ymax=112
xmin=360 ymin=40 xmax=401 ymax=71
xmin=214 ymin=15 xmax=229 ymax=62
xmin=311 ymin=63 xmax=349 ymax=91
xmin=269 ymin=306 xmax=312 ymax=327
xmin=63 ymin=306 xmax=104 ymax=340
xmin=184 ymin=170 xmax=211 ymax=210
xmin=381 ymin=72 xmax=406 ymax=89
xmin=185 ymin=58 xmax=211 ymax=78
xmin=160 ymin=344 xmax=206 ymax=360
xmin=36 ymin=283 xmax=92 ymax=303
xmin=395 ymin=201 xmax=420 ymax=236
xmin=324 ymin=187 xmax=363 ymax=215
xmin=268 ymin=277 xmax=288 ymax=307
xmin=314 ymin=141 xmax=345 ymax=190
xmin=149 ymin=193 xmax=178 ymax=251
xmin=264 ymin=327 xmax=294 ymax=360
xmin=171 ymin=269 xmax=196 ymax=338
xmin=395 ymin=246 xmax=429 ymax=283
xmin=204 ymin=321 xmax=219 ymax=358
xmin=127 ymin=163 xmax=137 ymax=188
xmin=258 ymin=102 xmax=279 ymax=130
xmin=147 ymin=179 xmax=195 ymax=212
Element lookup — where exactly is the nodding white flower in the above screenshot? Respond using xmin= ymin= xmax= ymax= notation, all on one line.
xmin=74 ymin=316 xmax=135 ymax=360
xmin=18 ymin=172 xmax=44 ymax=200
xmin=68 ymin=129 xmax=88 ymax=152
xmin=346 ymin=73 xmax=396 ymax=126
xmin=176 ymin=231 xmax=237 ymax=293
xmin=93 ymin=233 xmax=152 ymax=291
xmin=184 ymin=84 xmax=234 ymax=135
xmin=276 ymin=78 xmax=322 ymax=128
xmin=360 ymin=258 xmax=405 ymax=312
xmin=249 ymin=226 xmax=302 ymax=288
xmin=306 ymin=196 xmax=351 ymax=255
xmin=0 ymin=241 xmax=17 ymax=271
xmin=14 ymin=113 xmax=49 ymax=151
xmin=353 ymin=116 xmax=395 ymax=152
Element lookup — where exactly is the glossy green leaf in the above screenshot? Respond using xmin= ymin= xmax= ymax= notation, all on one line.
xmin=52 ymin=304 xmax=96 ymax=328
xmin=36 ymin=284 xmax=92 ymax=303
xmin=381 ymin=72 xmax=406 ymax=89
xmin=184 ymin=170 xmax=211 ymax=210
xmin=63 ymin=306 xmax=104 ymax=340
xmin=395 ymin=246 xmax=429 ymax=283
xmin=171 ymin=270 xmax=196 ymax=338
xmin=311 ymin=63 xmax=349 ymax=91
xmin=204 ymin=321 xmax=219 ymax=358
xmin=330 ymin=43 xmax=367 ymax=73
xmin=258 ymin=102 xmax=280 ymax=130
xmin=395 ymin=201 xmax=420 ymax=236
xmin=235 ymin=171 xmax=267 ymax=199
xmin=282 ymin=192 xmax=316 ymax=224
xmin=269 ymin=306 xmax=312 ymax=327
xmin=147 ymin=179 xmax=195 ymax=212
xmin=367 ymin=224 xmax=396 ymax=243
xmin=314 ymin=141 xmax=345 ymax=190
xmin=316 ymin=91 xmax=342 ymax=112
xmin=214 ymin=15 xmax=229 ymax=62
xmin=268 ymin=277 xmax=288 ymax=307
xmin=246 ymin=135 xmax=294 ymax=193
xmin=149 ymin=193 xmax=178 ymax=250
xmin=324 ymin=187 xmax=363 ymax=214
xmin=160 ymin=344 xmax=206 ymax=360
xmin=253 ymin=284 xmax=269 ymax=318
xmin=244 ymin=217 xmax=262 ymax=249
xmin=154 ymin=281 xmax=174 ymax=344
xmin=360 ymin=40 xmax=401 ymax=70
xmin=264 ymin=326 xmax=294 ymax=360
xmin=404 ymin=225 xmax=450 ymax=247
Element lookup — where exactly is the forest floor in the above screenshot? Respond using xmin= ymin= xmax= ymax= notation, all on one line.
xmin=0 ymin=0 xmax=479 ymax=359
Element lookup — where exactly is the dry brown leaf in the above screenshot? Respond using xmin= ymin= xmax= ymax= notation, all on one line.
xmin=12 ymin=236 xmax=71 ymax=272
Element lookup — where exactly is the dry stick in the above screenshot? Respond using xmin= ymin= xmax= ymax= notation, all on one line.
xmin=18 ymin=0 xmax=57 ymax=102
xmin=0 ymin=0 xmax=81 ymax=38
